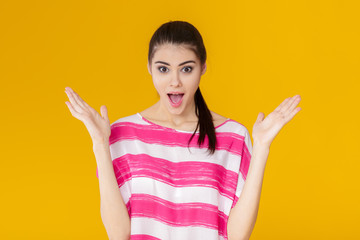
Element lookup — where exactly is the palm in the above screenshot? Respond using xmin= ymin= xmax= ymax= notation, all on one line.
xmin=252 ymin=95 xmax=302 ymax=147
xmin=65 ymin=87 xmax=111 ymax=143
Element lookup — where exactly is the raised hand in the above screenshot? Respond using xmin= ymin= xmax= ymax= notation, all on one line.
xmin=252 ymin=95 xmax=302 ymax=148
xmin=64 ymin=87 xmax=111 ymax=145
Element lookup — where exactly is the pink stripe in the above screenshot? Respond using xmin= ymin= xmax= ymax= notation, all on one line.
xmin=240 ymin=142 xmax=251 ymax=181
xmin=131 ymin=235 xmax=161 ymax=240
xmin=101 ymin=153 xmax=239 ymax=200
xmin=108 ymin=122 xmax=245 ymax=156
xmin=96 ymin=148 xmax=251 ymax=206
xmin=130 ymin=193 xmax=229 ymax=238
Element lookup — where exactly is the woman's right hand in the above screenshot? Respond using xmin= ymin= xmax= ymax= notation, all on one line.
xmin=64 ymin=87 xmax=111 ymax=145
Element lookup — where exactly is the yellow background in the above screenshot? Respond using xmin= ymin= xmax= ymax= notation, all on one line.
xmin=1 ymin=0 xmax=359 ymax=239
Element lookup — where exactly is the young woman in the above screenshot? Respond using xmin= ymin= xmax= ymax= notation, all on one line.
xmin=65 ymin=20 xmax=302 ymax=240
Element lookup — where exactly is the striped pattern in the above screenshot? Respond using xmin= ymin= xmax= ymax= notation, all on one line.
xmin=96 ymin=113 xmax=252 ymax=240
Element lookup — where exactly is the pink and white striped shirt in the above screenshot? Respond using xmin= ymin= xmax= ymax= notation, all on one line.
xmin=96 ymin=112 xmax=252 ymax=240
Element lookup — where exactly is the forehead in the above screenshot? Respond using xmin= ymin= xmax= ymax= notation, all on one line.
xmin=152 ymin=43 xmax=198 ymax=63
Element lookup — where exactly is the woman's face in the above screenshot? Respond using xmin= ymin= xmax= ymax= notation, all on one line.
xmin=147 ymin=43 xmax=206 ymax=116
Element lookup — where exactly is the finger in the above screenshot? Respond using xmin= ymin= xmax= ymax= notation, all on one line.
xmin=66 ymin=87 xmax=87 ymax=110
xmin=278 ymin=95 xmax=297 ymax=113
xmin=274 ymin=97 xmax=291 ymax=112
xmin=65 ymin=101 xmax=82 ymax=120
xmin=65 ymin=87 xmax=85 ymax=113
xmin=255 ymin=112 xmax=265 ymax=124
xmin=100 ymin=105 xmax=110 ymax=123
xmin=78 ymin=94 xmax=92 ymax=109
xmin=283 ymin=95 xmax=301 ymax=115
xmin=284 ymin=106 xmax=302 ymax=123
xmin=71 ymin=88 xmax=91 ymax=110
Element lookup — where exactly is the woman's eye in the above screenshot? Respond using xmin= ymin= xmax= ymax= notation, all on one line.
xmin=158 ymin=66 xmax=168 ymax=73
xmin=158 ymin=66 xmax=192 ymax=73
xmin=182 ymin=66 xmax=193 ymax=73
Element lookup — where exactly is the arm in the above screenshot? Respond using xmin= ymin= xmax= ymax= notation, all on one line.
xmin=94 ymin=140 xmax=131 ymax=240
xmin=227 ymin=95 xmax=302 ymax=240
xmin=64 ymin=87 xmax=131 ymax=239
xmin=227 ymin=142 xmax=269 ymax=240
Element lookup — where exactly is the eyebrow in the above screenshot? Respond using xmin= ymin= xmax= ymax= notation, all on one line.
xmin=154 ymin=60 xmax=196 ymax=66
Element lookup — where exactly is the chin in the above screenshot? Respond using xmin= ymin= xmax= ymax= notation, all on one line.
xmin=166 ymin=102 xmax=185 ymax=114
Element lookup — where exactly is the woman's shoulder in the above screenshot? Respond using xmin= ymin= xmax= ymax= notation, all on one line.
xmin=110 ymin=112 xmax=142 ymax=127
xmin=210 ymin=111 xmax=228 ymax=127
xmin=211 ymin=111 xmax=249 ymax=135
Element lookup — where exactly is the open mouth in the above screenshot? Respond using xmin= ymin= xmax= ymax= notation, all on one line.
xmin=167 ymin=93 xmax=184 ymax=105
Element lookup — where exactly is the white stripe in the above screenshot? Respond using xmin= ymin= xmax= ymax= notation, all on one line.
xmin=119 ymin=180 xmax=131 ymax=205
xmin=235 ymin=176 xmax=246 ymax=199
xmin=111 ymin=113 xmax=151 ymax=126
xmin=131 ymin=217 xmax=222 ymax=240
xmin=244 ymin=128 xmax=253 ymax=155
xmin=131 ymin=176 xmax=241 ymax=216
xmin=216 ymin=120 xmax=248 ymax=135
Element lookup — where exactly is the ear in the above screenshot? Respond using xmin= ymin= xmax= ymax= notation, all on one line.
xmin=147 ymin=62 xmax=152 ymax=75
xmin=201 ymin=62 xmax=207 ymax=75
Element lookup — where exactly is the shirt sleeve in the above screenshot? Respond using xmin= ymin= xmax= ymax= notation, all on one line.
xmin=231 ymin=127 xmax=253 ymax=209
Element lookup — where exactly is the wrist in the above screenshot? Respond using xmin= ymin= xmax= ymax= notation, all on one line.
xmin=253 ymin=139 xmax=270 ymax=149
xmin=92 ymin=139 xmax=109 ymax=150
xmin=253 ymin=141 xmax=270 ymax=154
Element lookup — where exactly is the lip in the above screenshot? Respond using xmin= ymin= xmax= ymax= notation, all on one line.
xmin=167 ymin=91 xmax=184 ymax=94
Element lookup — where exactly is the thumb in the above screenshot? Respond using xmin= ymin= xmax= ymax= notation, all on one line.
xmin=255 ymin=112 xmax=265 ymax=124
xmin=100 ymin=105 xmax=109 ymax=122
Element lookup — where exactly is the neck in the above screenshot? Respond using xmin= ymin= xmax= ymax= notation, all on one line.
xmin=153 ymin=98 xmax=198 ymax=126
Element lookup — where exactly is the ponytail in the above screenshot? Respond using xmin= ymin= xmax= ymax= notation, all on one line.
xmin=188 ymin=87 xmax=216 ymax=155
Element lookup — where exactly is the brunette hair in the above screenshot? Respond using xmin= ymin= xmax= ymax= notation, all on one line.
xmin=148 ymin=20 xmax=216 ymax=155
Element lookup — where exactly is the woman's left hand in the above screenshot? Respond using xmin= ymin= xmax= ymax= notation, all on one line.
xmin=252 ymin=95 xmax=302 ymax=148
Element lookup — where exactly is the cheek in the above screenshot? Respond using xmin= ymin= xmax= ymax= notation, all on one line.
xmin=186 ymin=75 xmax=200 ymax=89
xmin=152 ymin=78 xmax=166 ymax=93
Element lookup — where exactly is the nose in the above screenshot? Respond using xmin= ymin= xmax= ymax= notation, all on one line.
xmin=169 ymin=71 xmax=182 ymax=87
